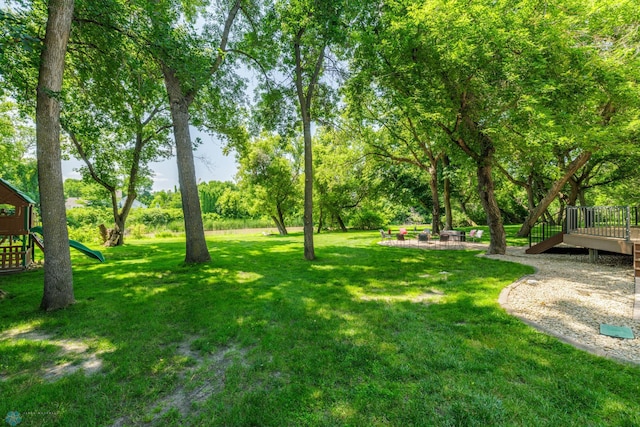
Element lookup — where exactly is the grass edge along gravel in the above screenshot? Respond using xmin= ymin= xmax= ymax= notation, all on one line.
xmin=0 ymin=230 xmax=639 ymax=426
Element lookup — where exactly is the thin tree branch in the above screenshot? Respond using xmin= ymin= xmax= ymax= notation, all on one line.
xmin=210 ymin=0 xmax=242 ymax=76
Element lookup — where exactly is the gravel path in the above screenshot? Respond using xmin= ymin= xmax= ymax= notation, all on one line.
xmin=487 ymin=246 xmax=639 ymax=365
xmin=380 ymin=239 xmax=640 ymax=365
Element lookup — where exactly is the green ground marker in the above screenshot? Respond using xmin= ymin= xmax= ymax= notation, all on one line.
xmin=599 ymin=324 xmax=635 ymax=339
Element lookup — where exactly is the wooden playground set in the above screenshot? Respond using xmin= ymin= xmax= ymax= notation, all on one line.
xmin=0 ymin=178 xmax=104 ymax=274
xmin=0 ymin=178 xmax=39 ymax=272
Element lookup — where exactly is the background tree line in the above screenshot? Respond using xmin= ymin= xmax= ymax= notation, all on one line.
xmin=1 ymin=0 xmax=639 ymax=309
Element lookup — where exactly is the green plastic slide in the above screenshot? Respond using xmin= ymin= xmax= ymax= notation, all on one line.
xmin=68 ymin=239 xmax=105 ymax=262
xmin=29 ymin=226 xmax=105 ymax=263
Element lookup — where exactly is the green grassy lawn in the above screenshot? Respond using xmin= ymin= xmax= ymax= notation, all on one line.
xmin=1 ymin=231 xmax=639 ymax=426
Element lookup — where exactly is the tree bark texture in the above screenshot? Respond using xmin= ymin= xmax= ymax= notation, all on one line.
xmin=428 ymin=164 xmax=441 ymax=234
xmin=271 ymin=213 xmax=287 ymax=236
xmin=37 ymin=0 xmax=75 ymax=311
xmin=163 ymin=67 xmax=211 ymax=264
xmin=302 ymin=117 xmax=315 ymax=259
xmin=476 ymin=160 xmax=507 ymax=254
xmin=442 ymin=156 xmax=453 ymax=231
xmin=517 ymin=151 xmax=592 ymax=237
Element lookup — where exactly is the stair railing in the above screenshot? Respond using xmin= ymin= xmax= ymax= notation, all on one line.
xmin=529 ymin=220 xmax=564 ymax=247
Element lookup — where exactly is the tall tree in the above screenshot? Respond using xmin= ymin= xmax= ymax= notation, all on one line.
xmin=71 ymin=0 xmax=252 ymax=262
xmin=36 ymin=0 xmax=75 ymax=310
xmin=256 ymin=0 xmax=356 ymax=259
xmin=314 ymin=127 xmax=371 ymax=232
xmin=237 ymin=133 xmax=301 ymax=234
xmin=62 ymin=56 xmax=172 ymax=246
xmin=513 ymin=0 xmax=640 ymax=234
xmin=351 ymin=103 xmax=447 ymax=233
xmin=58 ymin=0 xmax=174 ymax=246
xmin=142 ymin=0 xmax=255 ymax=263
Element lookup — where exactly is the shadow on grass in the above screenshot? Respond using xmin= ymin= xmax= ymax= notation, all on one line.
xmin=1 ymin=233 xmax=639 ymax=426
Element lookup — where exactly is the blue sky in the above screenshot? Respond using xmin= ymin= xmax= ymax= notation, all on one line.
xmin=2 ymin=0 xmax=241 ymax=191
xmin=62 ymin=127 xmax=238 ymax=192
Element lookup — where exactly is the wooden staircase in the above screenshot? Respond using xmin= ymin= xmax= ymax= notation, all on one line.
xmin=526 ymin=232 xmax=565 ymax=254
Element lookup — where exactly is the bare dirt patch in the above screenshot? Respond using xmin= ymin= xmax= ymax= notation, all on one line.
xmin=0 ymin=326 xmax=108 ymax=382
xmin=360 ymin=289 xmax=444 ymax=305
xmin=111 ymin=337 xmax=250 ymax=426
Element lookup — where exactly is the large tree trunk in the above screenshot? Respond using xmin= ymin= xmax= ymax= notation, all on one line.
xmin=105 ymin=186 xmax=133 ymax=247
xmin=271 ymin=215 xmax=287 ymax=235
xmin=104 ymin=189 xmax=125 ymax=247
xmin=477 ymin=160 xmax=506 ymax=254
xmin=109 ymin=128 xmax=145 ymax=246
xmin=302 ymin=117 xmax=315 ymax=259
xmin=163 ymin=67 xmax=210 ymax=264
xmin=442 ymin=155 xmax=453 ymax=230
xmin=108 ymin=193 xmax=136 ymax=247
xmin=105 ymin=215 xmax=126 ymax=247
xmin=294 ymin=34 xmax=323 ymax=261
xmin=455 ymin=113 xmax=506 ymax=254
xmin=517 ymin=151 xmax=592 ymax=237
xmin=428 ymin=163 xmax=441 ymax=234
xmin=146 ymin=2 xmax=240 ymax=262
xmin=37 ymin=0 xmax=75 ymax=311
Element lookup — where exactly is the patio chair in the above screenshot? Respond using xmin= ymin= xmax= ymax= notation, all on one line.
xmin=438 ymin=232 xmax=450 ymax=247
xmin=417 ymin=231 xmax=430 ymax=245
xmin=380 ymin=229 xmax=393 ymax=242
xmin=471 ymin=229 xmax=484 ymax=242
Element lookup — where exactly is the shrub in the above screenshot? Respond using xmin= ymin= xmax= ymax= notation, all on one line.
xmin=129 ymin=208 xmax=183 ymax=229
xmin=349 ymin=209 xmax=385 ymax=230
xmin=167 ymin=220 xmax=184 ymax=233
xmin=154 ymin=231 xmax=175 ymax=238
xmin=68 ymin=225 xmax=103 ymax=245
xmin=66 ymin=207 xmax=110 ymax=228
xmin=130 ymin=224 xmax=148 ymax=239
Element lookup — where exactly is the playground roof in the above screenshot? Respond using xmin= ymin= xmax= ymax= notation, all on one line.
xmin=0 ymin=178 xmax=36 ymax=205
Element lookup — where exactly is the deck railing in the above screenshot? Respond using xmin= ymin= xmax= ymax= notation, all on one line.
xmin=529 ymin=221 xmax=564 ymax=246
xmin=566 ymin=206 xmax=631 ymax=241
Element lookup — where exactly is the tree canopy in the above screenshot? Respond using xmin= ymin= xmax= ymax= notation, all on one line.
xmin=1 ymin=0 xmax=639 ymax=275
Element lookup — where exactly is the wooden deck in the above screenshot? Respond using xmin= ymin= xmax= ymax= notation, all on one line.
xmin=528 ymin=206 xmax=640 ymax=287
xmin=527 ymin=226 xmax=640 ymax=282
xmin=563 ymin=233 xmax=636 ymax=255
xmin=528 ymin=227 xmax=639 ymax=254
